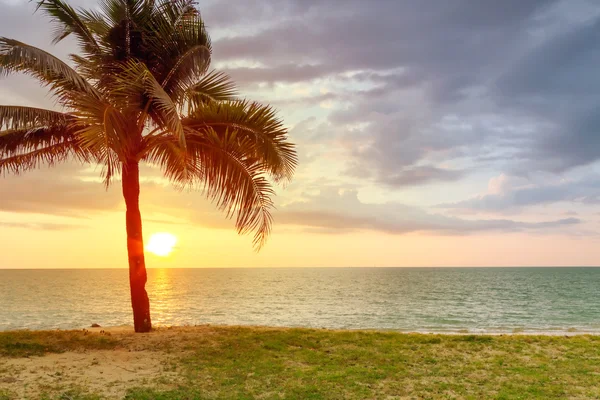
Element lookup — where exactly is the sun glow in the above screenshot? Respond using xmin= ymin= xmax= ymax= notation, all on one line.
xmin=146 ymin=233 xmax=178 ymax=257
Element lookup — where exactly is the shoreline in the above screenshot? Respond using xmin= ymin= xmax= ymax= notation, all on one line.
xmin=2 ymin=323 xmax=600 ymax=336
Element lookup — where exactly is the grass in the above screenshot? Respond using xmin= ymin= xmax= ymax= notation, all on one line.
xmin=1 ymin=327 xmax=600 ymax=399
xmin=0 ymin=330 xmax=120 ymax=357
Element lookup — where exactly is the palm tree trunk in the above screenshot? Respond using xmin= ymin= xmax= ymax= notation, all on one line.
xmin=122 ymin=160 xmax=152 ymax=333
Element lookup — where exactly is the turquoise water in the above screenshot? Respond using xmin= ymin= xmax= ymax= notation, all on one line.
xmin=1 ymin=268 xmax=599 ymax=333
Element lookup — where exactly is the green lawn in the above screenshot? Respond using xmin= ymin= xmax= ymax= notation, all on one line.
xmin=1 ymin=327 xmax=599 ymax=399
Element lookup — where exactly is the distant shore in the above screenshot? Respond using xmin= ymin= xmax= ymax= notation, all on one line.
xmin=1 ymin=325 xmax=600 ymax=399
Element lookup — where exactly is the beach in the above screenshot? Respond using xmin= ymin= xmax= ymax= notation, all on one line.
xmin=1 ymin=325 xmax=600 ymax=399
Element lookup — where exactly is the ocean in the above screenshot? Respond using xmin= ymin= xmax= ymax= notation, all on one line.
xmin=1 ymin=267 xmax=599 ymax=334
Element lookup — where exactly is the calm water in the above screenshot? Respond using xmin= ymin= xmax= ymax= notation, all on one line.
xmin=1 ymin=268 xmax=599 ymax=334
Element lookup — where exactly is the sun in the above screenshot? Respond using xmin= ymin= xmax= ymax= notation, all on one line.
xmin=146 ymin=233 xmax=178 ymax=257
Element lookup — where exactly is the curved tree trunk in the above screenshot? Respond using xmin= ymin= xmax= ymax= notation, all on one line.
xmin=122 ymin=160 xmax=152 ymax=332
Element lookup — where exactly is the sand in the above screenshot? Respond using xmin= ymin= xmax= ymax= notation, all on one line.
xmin=0 ymin=326 xmax=181 ymax=399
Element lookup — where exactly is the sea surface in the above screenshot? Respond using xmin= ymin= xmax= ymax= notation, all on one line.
xmin=1 ymin=267 xmax=600 ymax=334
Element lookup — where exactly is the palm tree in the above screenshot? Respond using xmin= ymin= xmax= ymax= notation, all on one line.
xmin=0 ymin=0 xmax=297 ymax=333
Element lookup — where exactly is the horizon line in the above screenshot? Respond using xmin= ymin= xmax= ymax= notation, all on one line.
xmin=1 ymin=266 xmax=600 ymax=270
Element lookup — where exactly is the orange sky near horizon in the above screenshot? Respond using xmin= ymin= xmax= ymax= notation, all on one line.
xmin=1 ymin=205 xmax=599 ymax=269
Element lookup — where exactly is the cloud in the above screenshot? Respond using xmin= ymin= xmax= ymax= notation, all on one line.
xmin=203 ymin=0 xmax=600 ymax=185
xmin=276 ymin=187 xmax=583 ymax=235
xmin=223 ymin=64 xmax=336 ymax=85
xmin=346 ymin=165 xmax=465 ymax=187
xmin=0 ymin=221 xmax=82 ymax=230
xmin=438 ymin=174 xmax=600 ymax=212
xmin=211 ymin=0 xmax=555 ymax=77
xmin=494 ymin=15 xmax=600 ymax=173
xmin=0 ymin=163 xmax=123 ymax=216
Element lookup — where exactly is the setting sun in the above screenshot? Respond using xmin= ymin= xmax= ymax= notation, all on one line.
xmin=146 ymin=233 xmax=178 ymax=257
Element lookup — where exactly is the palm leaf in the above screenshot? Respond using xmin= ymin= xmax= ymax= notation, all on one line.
xmin=70 ymin=54 xmax=102 ymax=82
xmin=77 ymin=8 xmax=112 ymax=38
xmin=114 ymin=60 xmax=185 ymax=147
xmin=185 ymin=100 xmax=297 ymax=182
xmin=161 ymin=43 xmax=211 ymax=90
xmin=0 ymin=141 xmax=78 ymax=174
xmin=0 ymin=126 xmax=91 ymax=174
xmin=68 ymin=93 xmax=131 ymax=186
xmin=35 ymin=0 xmax=100 ymax=55
xmin=142 ymin=1 xmax=211 ymax=87
xmin=0 ymin=106 xmax=70 ymax=131
xmin=0 ymin=38 xmax=97 ymax=99
xmin=185 ymin=70 xmax=238 ymax=107
xmin=141 ymin=135 xmax=192 ymax=184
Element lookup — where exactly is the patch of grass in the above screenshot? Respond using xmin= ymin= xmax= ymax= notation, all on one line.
xmin=124 ymin=387 xmax=205 ymax=400
xmin=456 ymin=334 xmax=494 ymax=343
xmin=39 ymin=389 xmax=104 ymax=400
xmin=151 ymin=328 xmax=600 ymax=399
xmin=0 ymin=387 xmax=102 ymax=400
xmin=0 ymin=330 xmax=120 ymax=357
xmin=2 ymin=327 xmax=600 ymax=399
xmin=0 ymin=390 xmax=16 ymax=400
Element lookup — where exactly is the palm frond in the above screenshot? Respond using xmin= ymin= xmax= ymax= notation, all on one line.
xmin=142 ymin=1 xmax=211 ymax=84
xmin=70 ymin=54 xmax=102 ymax=82
xmin=155 ymin=0 xmax=197 ymax=17
xmin=35 ymin=0 xmax=100 ymax=54
xmin=185 ymin=70 xmax=238 ymax=107
xmin=68 ymin=92 xmax=131 ymax=186
xmin=114 ymin=60 xmax=185 ymax=146
xmin=0 ymin=38 xmax=97 ymax=99
xmin=77 ymin=8 xmax=112 ymax=38
xmin=0 ymin=106 xmax=70 ymax=131
xmin=97 ymin=0 xmax=155 ymax=26
xmin=161 ymin=43 xmax=211 ymax=90
xmin=0 ymin=125 xmax=90 ymax=174
xmin=0 ymin=141 xmax=76 ymax=175
xmin=141 ymin=134 xmax=192 ymax=183
xmin=143 ymin=128 xmax=275 ymax=249
xmin=184 ymin=100 xmax=297 ymax=182
xmin=97 ymin=0 xmax=127 ymax=25
xmin=1 ymin=125 xmax=70 ymax=155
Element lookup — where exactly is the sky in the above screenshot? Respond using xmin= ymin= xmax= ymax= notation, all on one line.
xmin=1 ymin=0 xmax=600 ymax=268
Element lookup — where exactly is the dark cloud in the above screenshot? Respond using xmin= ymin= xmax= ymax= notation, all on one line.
xmin=494 ymin=17 xmax=600 ymax=173
xmin=203 ymin=0 xmax=600 ymax=184
xmin=211 ymin=0 xmax=555 ymax=74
